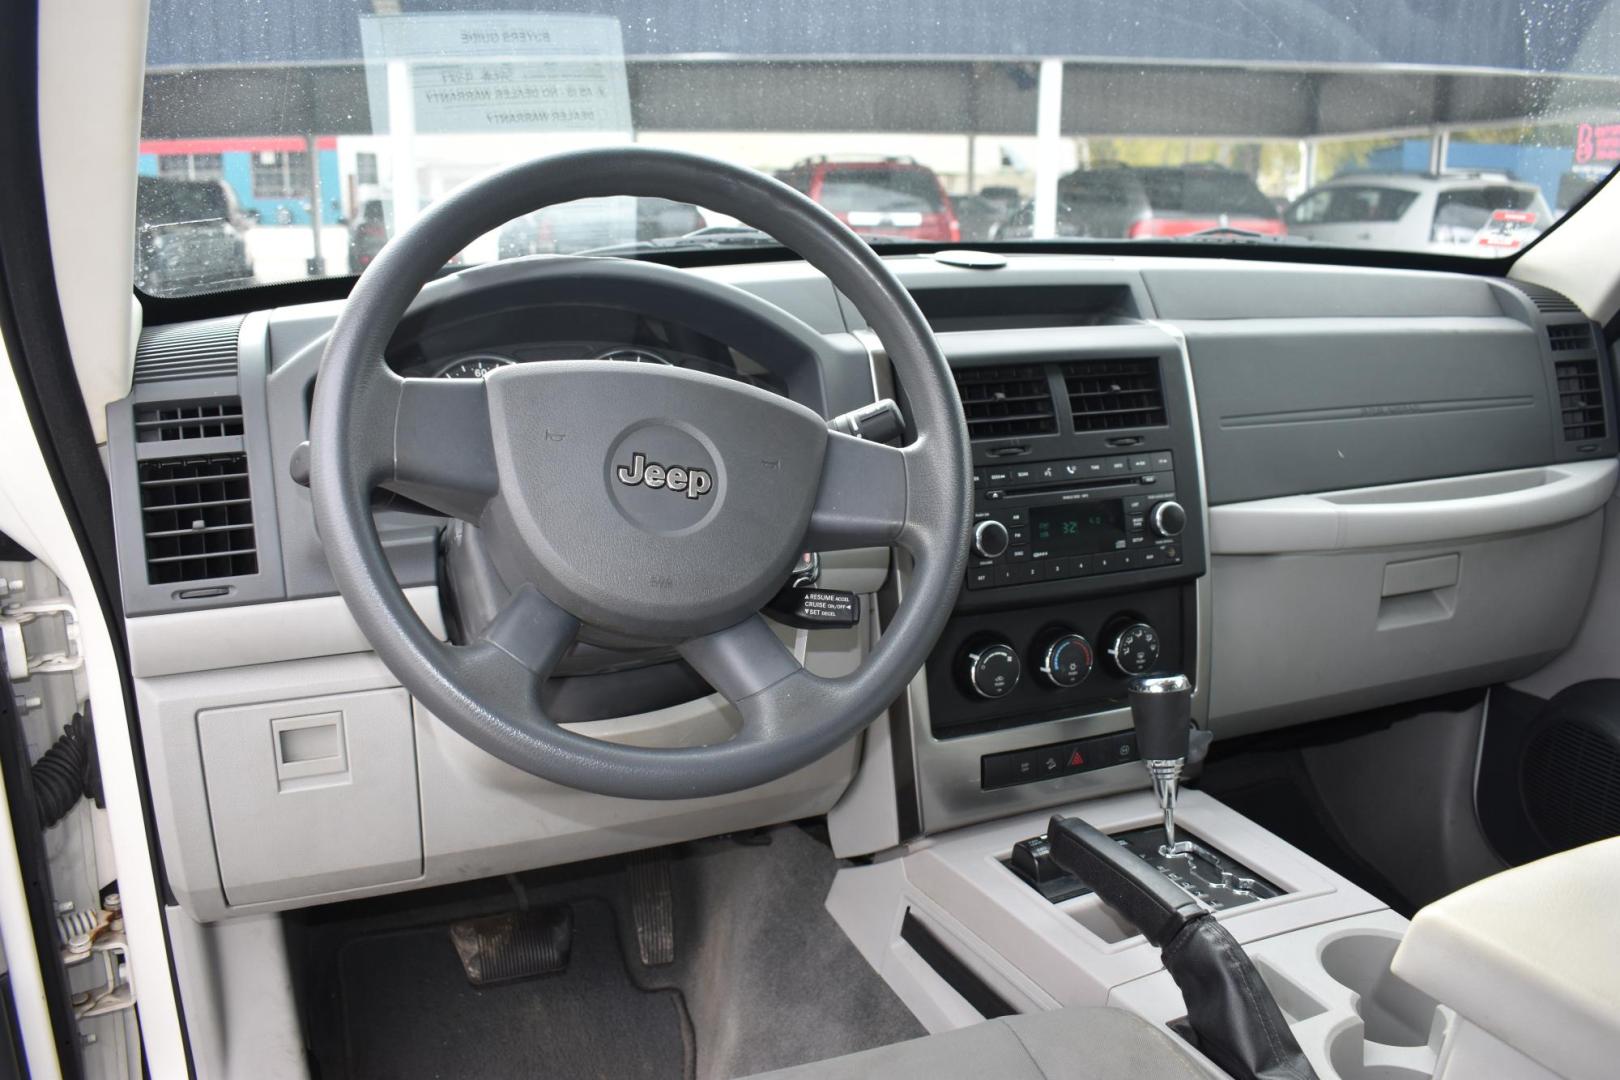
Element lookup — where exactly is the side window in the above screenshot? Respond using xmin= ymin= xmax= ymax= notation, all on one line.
xmin=1287 ymin=190 xmax=1333 ymax=224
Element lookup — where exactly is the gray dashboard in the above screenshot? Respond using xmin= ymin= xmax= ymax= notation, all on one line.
xmin=111 ymin=249 xmax=1620 ymax=913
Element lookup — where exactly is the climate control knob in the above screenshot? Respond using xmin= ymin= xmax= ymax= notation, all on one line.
xmin=964 ymin=642 xmax=1021 ymax=700
xmin=1150 ymin=500 xmax=1187 ymax=538
xmin=1106 ymin=622 xmax=1162 ymax=677
xmin=973 ymin=519 xmax=1010 ymax=559
xmin=1038 ymin=632 xmax=1095 ymax=689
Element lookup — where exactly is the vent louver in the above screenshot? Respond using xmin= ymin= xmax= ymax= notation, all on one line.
xmin=137 ymin=454 xmax=257 ymax=584
xmin=133 ymin=316 xmax=244 ymax=384
xmin=1063 ymin=359 xmax=1166 ymax=431
xmin=952 ymin=365 xmax=1058 ymax=440
xmin=1555 ymin=358 xmax=1607 ymax=443
xmin=134 ymin=398 xmax=244 ymax=443
xmin=1513 ymin=283 xmax=1580 ymax=315
xmin=1547 ymin=323 xmax=1595 ymax=353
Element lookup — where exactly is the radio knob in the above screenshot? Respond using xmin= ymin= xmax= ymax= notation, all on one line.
xmin=1038 ymin=632 xmax=1095 ymax=689
xmin=973 ymin=519 xmax=1011 ymax=559
xmin=1150 ymin=500 xmax=1187 ymax=538
xmin=964 ymin=642 xmax=1021 ymax=699
xmin=1107 ymin=622 xmax=1162 ymax=677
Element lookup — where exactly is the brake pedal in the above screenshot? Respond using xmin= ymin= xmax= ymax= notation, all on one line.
xmin=448 ymin=905 xmax=572 ymax=986
xmin=626 ymin=851 xmax=676 ymax=967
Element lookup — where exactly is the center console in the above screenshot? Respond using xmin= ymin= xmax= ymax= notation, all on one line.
xmin=894 ymin=322 xmax=1210 ymax=834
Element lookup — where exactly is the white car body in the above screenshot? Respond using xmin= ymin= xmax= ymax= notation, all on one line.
xmin=1285 ymin=172 xmax=1554 ymax=254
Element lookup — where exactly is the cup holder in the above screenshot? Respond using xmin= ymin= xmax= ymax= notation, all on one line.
xmin=1320 ymin=933 xmax=1440 ymax=1048
xmin=1328 ymin=1026 xmax=1431 ymax=1080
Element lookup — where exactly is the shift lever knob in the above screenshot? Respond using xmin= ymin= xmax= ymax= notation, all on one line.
xmin=1129 ymin=674 xmax=1193 ymax=760
xmin=1129 ymin=674 xmax=1193 ymax=853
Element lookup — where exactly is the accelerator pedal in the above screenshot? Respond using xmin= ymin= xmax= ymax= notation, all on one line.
xmin=626 ymin=851 xmax=676 ymax=967
xmin=448 ymin=905 xmax=572 ymax=986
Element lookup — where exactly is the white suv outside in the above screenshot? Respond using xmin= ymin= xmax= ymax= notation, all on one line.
xmin=1284 ymin=170 xmax=1554 ymax=254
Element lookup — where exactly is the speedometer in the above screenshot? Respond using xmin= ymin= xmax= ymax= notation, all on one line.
xmin=436 ymin=354 xmax=515 ymax=379
xmin=595 ymin=347 xmax=672 ymax=366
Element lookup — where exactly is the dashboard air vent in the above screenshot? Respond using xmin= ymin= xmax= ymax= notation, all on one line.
xmin=1513 ymin=283 xmax=1580 ymax=315
xmin=1555 ymin=358 xmax=1607 ymax=442
xmin=1547 ymin=323 xmax=1595 ymax=353
xmin=952 ymin=365 xmax=1058 ymax=440
xmin=133 ymin=316 xmax=244 ymax=384
xmin=134 ymin=398 xmax=243 ymax=443
xmin=1063 ymin=359 xmax=1166 ymax=431
xmin=137 ymin=454 xmax=257 ymax=584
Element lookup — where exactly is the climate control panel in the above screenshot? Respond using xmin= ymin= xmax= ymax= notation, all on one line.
xmin=926 ymin=586 xmax=1188 ymax=738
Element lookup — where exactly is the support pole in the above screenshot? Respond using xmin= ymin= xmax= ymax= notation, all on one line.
xmin=1427 ymin=129 xmax=1450 ymax=175
xmin=304 ymin=133 xmax=326 ymax=277
xmin=1033 ymin=58 xmax=1064 ymax=240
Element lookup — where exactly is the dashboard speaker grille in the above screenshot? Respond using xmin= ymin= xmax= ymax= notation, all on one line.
xmin=1062 ymin=359 xmax=1166 ymax=431
xmin=1547 ymin=323 xmax=1595 ymax=352
xmin=133 ymin=315 xmax=244 ymax=383
xmin=952 ymin=365 xmax=1058 ymax=440
xmin=1555 ymin=357 xmax=1606 ymax=442
xmin=134 ymin=398 xmax=244 ymax=443
xmin=1523 ymin=717 xmax=1620 ymax=852
xmin=137 ymin=454 xmax=258 ymax=584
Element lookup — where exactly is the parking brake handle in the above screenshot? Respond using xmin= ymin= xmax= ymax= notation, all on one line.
xmin=1046 ymin=815 xmax=1318 ymax=1080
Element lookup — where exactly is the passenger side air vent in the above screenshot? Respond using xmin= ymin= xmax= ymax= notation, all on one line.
xmin=1555 ymin=358 xmax=1607 ymax=442
xmin=1513 ymin=283 xmax=1581 ymax=315
xmin=1062 ymin=359 xmax=1166 ymax=431
xmin=134 ymin=398 xmax=244 ymax=443
xmin=952 ymin=365 xmax=1058 ymax=440
xmin=133 ymin=315 xmax=244 ymax=384
xmin=136 ymin=454 xmax=258 ymax=584
xmin=1547 ymin=323 xmax=1595 ymax=353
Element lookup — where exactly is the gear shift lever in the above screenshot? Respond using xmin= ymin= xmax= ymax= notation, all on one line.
xmin=1128 ymin=673 xmax=1193 ymax=854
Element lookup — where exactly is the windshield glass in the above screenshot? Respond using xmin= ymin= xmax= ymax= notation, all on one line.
xmin=138 ymin=1 xmax=1620 ymax=295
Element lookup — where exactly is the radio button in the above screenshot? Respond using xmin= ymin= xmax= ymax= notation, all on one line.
xmin=1013 ymin=563 xmax=1042 ymax=583
xmin=994 ymin=565 xmax=1018 ymax=585
xmin=1151 ymin=451 xmax=1174 ymax=471
xmin=1045 ymin=559 xmax=1069 ymax=578
xmin=1150 ymin=500 xmax=1188 ymax=539
xmin=1125 ymin=496 xmax=1148 ymax=513
xmin=1079 ymin=459 xmax=1107 ymax=478
xmin=1105 ymin=456 xmax=1131 ymax=475
xmin=973 ymin=519 xmax=1010 ymax=558
xmin=1128 ymin=454 xmax=1152 ymax=473
xmin=1009 ymin=527 xmax=1028 ymax=545
xmin=1006 ymin=508 xmax=1028 ymax=526
xmin=967 ymin=569 xmax=994 ymax=589
xmin=1008 ymin=547 xmax=1030 ymax=562
xmin=1069 ymin=557 xmax=1091 ymax=576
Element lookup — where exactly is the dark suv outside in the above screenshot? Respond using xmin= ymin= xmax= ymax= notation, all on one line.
xmin=777 ymin=156 xmax=960 ymax=243
xmin=999 ymin=164 xmax=1284 ymax=239
xmin=134 ymin=176 xmax=255 ymax=294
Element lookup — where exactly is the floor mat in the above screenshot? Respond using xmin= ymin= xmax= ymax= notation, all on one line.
xmin=335 ymin=898 xmax=693 ymax=1080
xmin=644 ymin=827 xmax=926 ymax=1078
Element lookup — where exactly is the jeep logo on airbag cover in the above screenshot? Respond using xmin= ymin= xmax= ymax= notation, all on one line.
xmin=615 ymin=451 xmax=713 ymax=499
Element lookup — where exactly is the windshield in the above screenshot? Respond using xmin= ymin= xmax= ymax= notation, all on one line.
xmin=138 ymin=1 xmax=1620 ymax=295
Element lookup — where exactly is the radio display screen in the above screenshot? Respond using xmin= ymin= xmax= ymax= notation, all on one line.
xmin=1030 ymin=501 xmax=1127 ymax=555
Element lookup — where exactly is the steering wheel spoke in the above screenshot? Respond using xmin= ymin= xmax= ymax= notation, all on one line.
xmin=804 ymin=431 xmax=912 ymax=551
xmin=382 ymin=376 xmax=499 ymax=522
xmin=678 ymin=614 xmax=803 ymax=711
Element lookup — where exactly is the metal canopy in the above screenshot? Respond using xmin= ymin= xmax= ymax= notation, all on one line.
xmin=141 ymin=59 xmax=1620 ymax=142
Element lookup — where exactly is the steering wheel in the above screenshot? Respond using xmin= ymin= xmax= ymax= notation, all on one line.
xmin=309 ymin=148 xmax=970 ymax=799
